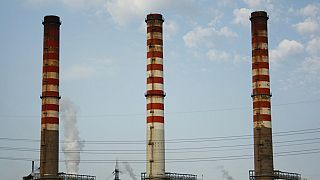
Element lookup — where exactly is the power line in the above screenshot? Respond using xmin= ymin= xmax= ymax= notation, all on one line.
xmin=0 ymin=137 xmax=319 ymax=154
xmin=0 ymin=148 xmax=319 ymax=164
xmin=0 ymin=127 xmax=319 ymax=144
xmin=1 ymin=99 xmax=319 ymax=119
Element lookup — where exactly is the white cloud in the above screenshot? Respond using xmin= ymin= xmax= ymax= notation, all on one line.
xmin=297 ymin=57 xmax=320 ymax=91
xmin=294 ymin=3 xmax=320 ymax=35
xmin=183 ymin=26 xmax=213 ymax=48
xmin=293 ymin=18 xmax=319 ymax=34
xmin=243 ymin=0 xmax=274 ymax=11
xmin=60 ymin=0 xmax=105 ymax=9
xmin=299 ymin=36 xmax=320 ymax=83
xmin=104 ymin=0 xmax=149 ymax=25
xmin=207 ymin=49 xmax=231 ymax=62
xmin=63 ymin=58 xmax=114 ymax=81
xmin=206 ymin=49 xmax=248 ymax=63
xmin=233 ymin=8 xmax=251 ymax=26
xmin=234 ymin=53 xmax=251 ymax=63
xmin=26 ymin=0 xmax=104 ymax=9
xmin=300 ymin=3 xmax=320 ymax=17
xmin=164 ymin=20 xmax=179 ymax=40
xmin=208 ymin=10 xmax=224 ymax=26
xmin=183 ymin=26 xmax=237 ymax=48
xmin=26 ymin=0 xmax=199 ymax=26
xmin=306 ymin=37 xmax=320 ymax=56
xmin=104 ymin=0 xmax=181 ymax=25
xmin=26 ymin=0 xmax=173 ymax=25
xmin=216 ymin=26 xmax=238 ymax=38
xmin=270 ymin=39 xmax=304 ymax=64
xmin=299 ymin=57 xmax=320 ymax=76
xmin=243 ymin=0 xmax=263 ymax=8
xmin=64 ymin=65 xmax=96 ymax=80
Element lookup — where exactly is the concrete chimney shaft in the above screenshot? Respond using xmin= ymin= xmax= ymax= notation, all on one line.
xmin=250 ymin=11 xmax=274 ymax=180
xmin=40 ymin=15 xmax=61 ymax=179
xmin=145 ymin=13 xmax=165 ymax=180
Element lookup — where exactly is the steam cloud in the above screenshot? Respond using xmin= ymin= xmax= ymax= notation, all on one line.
xmin=217 ymin=166 xmax=235 ymax=180
xmin=123 ymin=162 xmax=137 ymax=180
xmin=61 ymin=98 xmax=84 ymax=174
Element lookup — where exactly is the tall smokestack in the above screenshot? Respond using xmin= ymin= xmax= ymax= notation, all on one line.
xmin=145 ymin=13 xmax=165 ymax=180
xmin=40 ymin=15 xmax=61 ymax=179
xmin=250 ymin=11 xmax=274 ymax=180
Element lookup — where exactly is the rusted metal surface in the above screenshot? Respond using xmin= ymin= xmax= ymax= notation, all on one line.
xmin=250 ymin=11 xmax=274 ymax=180
xmin=145 ymin=13 xmax=165 ymax=180
xmin=40 ymin=15 xmax=61 ymax=180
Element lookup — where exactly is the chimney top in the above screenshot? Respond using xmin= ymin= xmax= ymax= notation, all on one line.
xmin=43 ymin=15 xmax=61 ymax=25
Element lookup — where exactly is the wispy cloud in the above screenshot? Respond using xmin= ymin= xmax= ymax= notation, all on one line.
xmin=243 ymin=0 xmax=274 ymax=10
xmin=104 ymin=0 xmax=198 ymax=26
xmin=299 ymin=57 xmax=320 ymax=77
xmin=306 ymin=36 xmax=320 ymax=56
xmin=299 ymin=3 xmax=320 ymax=17
xmin=164 ymin=20 xmax=179 ymax=40
xmin=294 ymin=3 xmax=320 ymax=35
xmin=25 ymin=0 xmax=104 ymax=9
xmin=183 ymin=26 xmax=215 ymax=48
xmin=233 ymin=8 xmax=251 ymax=26
xmin=206 ymin=49 xmax=249 ymax=63
xmin=270 ymin=39 xmax=304 ymax=66
xmin=62 ymin=58 xmax=114 ymax=81
xmin=298 ymin=36 xmax=320 ymax=87
xmin=206 ymin=49 xmax=231 ymax=62
xmin=183 ymin=25 xmax=237 ymax=48
xmin=63 ymin=64 xmax=95 ymax=80
xmin=243 ymin=0 xmax=263 ymax=8
xmin=293 ymin=18 xmax=319 ymax=35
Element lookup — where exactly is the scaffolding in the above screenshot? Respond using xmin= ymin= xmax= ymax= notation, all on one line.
xmin=249 ymin=170 xmax=302 ymax=180
xmin=141 ymin=172 xmax=197 ymax=180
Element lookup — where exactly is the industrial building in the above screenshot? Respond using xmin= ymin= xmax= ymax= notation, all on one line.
xmin=141 ymin=172 xmax=197 ymax=180
xmin=23 ymin=172 xmax=96 ymax=180
xmin=20 ymin=11 xmax=307 ymax=180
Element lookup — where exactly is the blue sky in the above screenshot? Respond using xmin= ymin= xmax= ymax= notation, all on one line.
xmin=0 ymin=0 xmax=320 ymax=179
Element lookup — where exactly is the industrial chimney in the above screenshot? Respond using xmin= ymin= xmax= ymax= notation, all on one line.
xmin=250 ymin=11 xmax=274 ymax=180
xmin=145 ymin=13 xmax=165 ymax=180
xmin=40 ymin=15 xmax=61 ymax=179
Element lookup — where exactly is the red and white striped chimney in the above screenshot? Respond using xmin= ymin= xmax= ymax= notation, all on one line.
xmin=40 ymin=15 xmax=61 ymax=179
xmin=145 ymin=13 xmax=165 ymax=179
xmin=250 ymin=11 xmax=274 ymax=180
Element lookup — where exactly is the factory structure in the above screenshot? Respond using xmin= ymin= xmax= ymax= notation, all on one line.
xmin=23 ymin=15 xmax=96 ymax=180
xmin=40 ymin=15 xmax=61 ymax=179
xmin=142 ymin=13 xmax=198 ymax=180
xmin=249 ymin=11 xmax=302 ymax=180
xmin=22 ymin=11 xmax=305 ymax=180
xmin=145 ymin=14 xmax=166 ymax=179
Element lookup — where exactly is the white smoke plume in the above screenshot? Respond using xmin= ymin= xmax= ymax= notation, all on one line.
xmin=217 ymin=166 xmax=235 ymax=180
xmin=61 ymin=98 xmax=84 ymax=174
xmin=123 ymin=162 xmax=137 ymax=180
